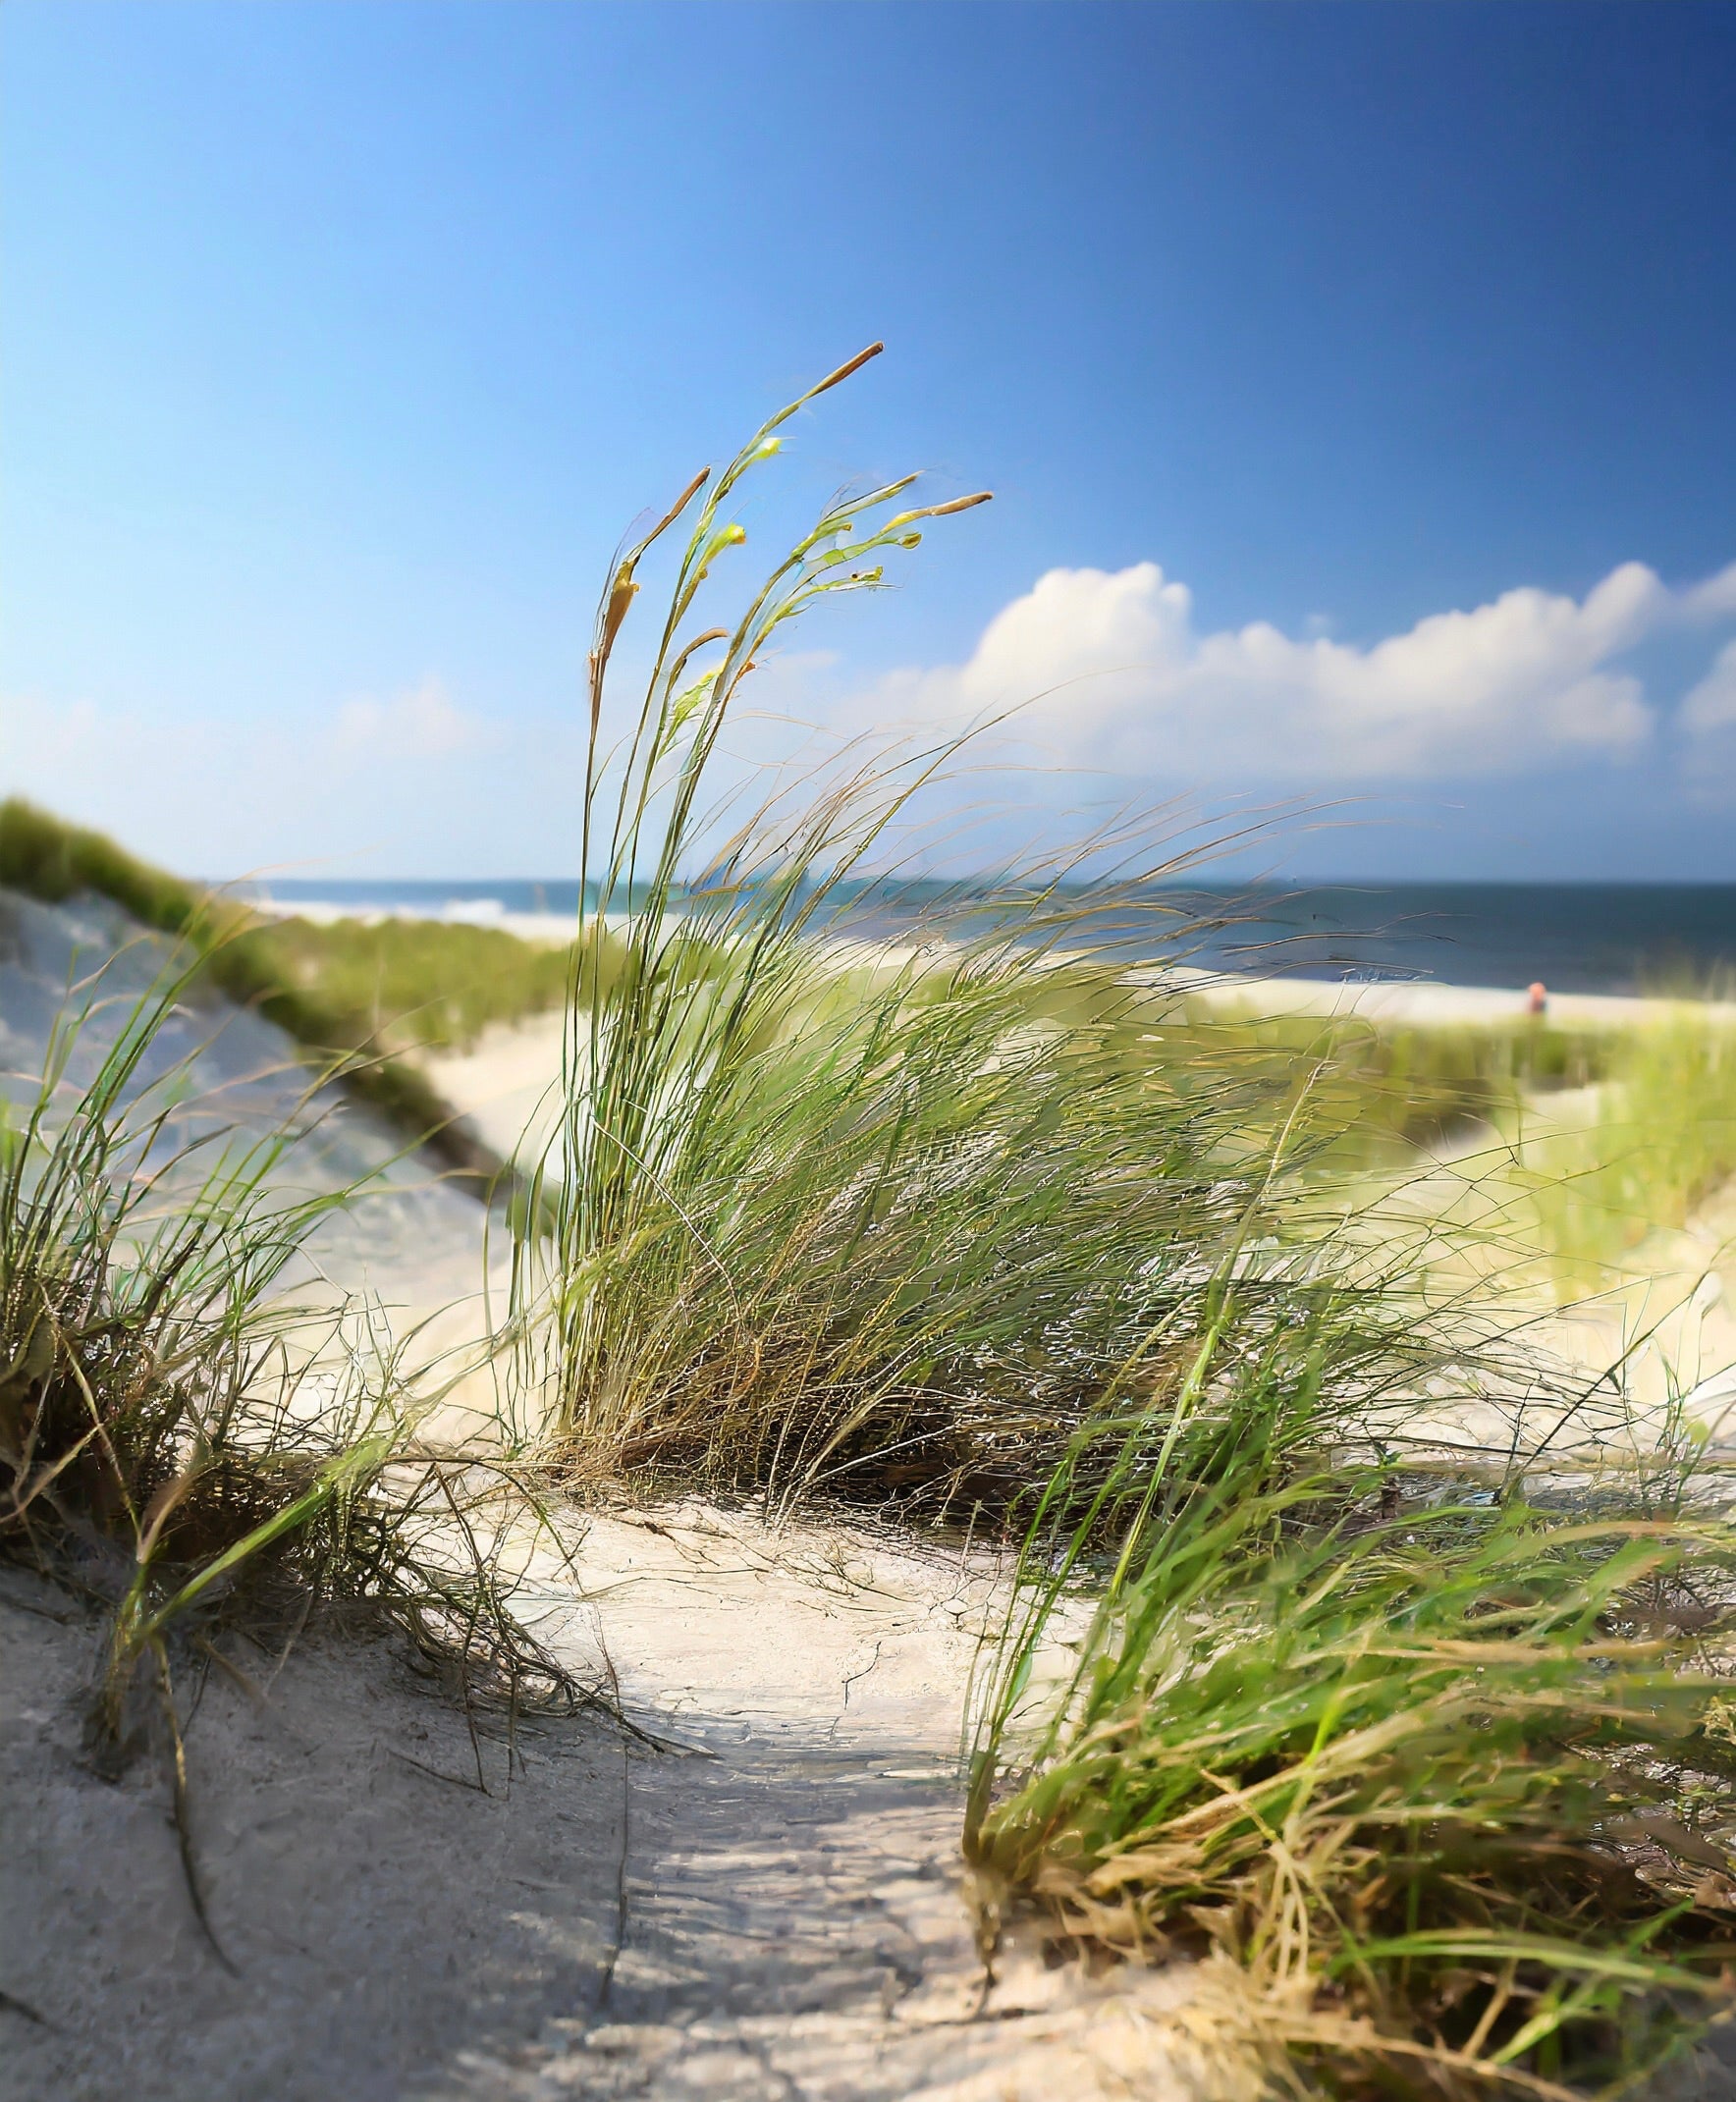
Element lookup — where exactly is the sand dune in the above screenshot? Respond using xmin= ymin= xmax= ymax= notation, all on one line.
xmin=2 ymin=1504 xmax=1221 ymax=2102
xmin=0 ymin=890 xmax=1223 ymax=2101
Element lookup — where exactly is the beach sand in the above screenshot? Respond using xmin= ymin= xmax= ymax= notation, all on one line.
xmin=2 ymin=1504 xmax=1221 ymax=2102
xmin=11 ymin=889 xmax=1736 ymax=2097
xmin=1182 ymin=972 xmax=1736 ymax=1033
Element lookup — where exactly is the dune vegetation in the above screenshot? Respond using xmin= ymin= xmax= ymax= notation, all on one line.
xmin=0 ymin=795 xmax=585 ymax=1183
xmin=10 ymin=350 xmax=1736 ymax=2094
xmin=1508 ymin=1007 xmax=1736 ymax=1298
xmin=230 ymin=910 xmax=575 ymax=1053
xmin=498 ymin=347 xmax=1736 ymax=2094
xmin=966 ymin=1450 xmax=1736 ymax=2097
xmin=0 ymin=933 xmax=586 ymax=1845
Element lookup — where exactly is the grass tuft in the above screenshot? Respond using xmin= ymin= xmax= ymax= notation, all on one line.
xmin=0 ymin=941 xmax=585 ymax=1770
xmin=509 ymin=360 xmax=1466 ymax=1518
xmin=966 ymin=1425 xmax=1736 ymax=2095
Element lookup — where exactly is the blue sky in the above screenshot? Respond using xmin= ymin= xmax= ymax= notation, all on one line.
xmin=5 ymin=0 xmax=1736 ymax=880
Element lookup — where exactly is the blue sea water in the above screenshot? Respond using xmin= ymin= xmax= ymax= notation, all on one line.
xmin=238 ymin=878 xmax=1736 ymax=997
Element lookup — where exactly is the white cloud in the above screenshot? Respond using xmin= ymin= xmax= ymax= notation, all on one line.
xmin=10 ymin=560 xmax=1736 ymax=876
xmin=1683 ymin=638 xmax=1736 ymax=735
xmin=847 ymin=557 xmax=1736 ymax=783
xmin=333 ymin=677 xmax=489 ymax=759
xmin=0 ymin=679 xmax=528 ymax=875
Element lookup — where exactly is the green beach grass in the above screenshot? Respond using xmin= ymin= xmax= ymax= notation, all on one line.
xmin=509 ymin=350 xmax=1736 ymax=2093
xmin=11 ymin=351 xmax=1736 ymax=2093
xmin=0 ymin=796 xmax=583 ymax=1186
xmin=503 ymin=348 xmax=1470 ymax=1520
xmin=966 ymin=1448 xmax=1736 ymax=2097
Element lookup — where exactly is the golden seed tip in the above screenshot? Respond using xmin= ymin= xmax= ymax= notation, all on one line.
xmin=812 ymin=342 xmax=887 ymax=399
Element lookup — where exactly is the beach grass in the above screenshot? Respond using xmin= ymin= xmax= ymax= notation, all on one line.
xmin=507 ymin=351 xmax=1474 ymax=1517
xmin=949 ymin=1014 xmax=1736 ymax=2093
xmin=1509 ymin=1006 xmax=1736 ymax=1297
xmin=0 ymin=796 xmax=583 ymax=1183
xmin=0 ymin=939 xmax=586 ymax=1795
xmin=231 ymin=912 xmax=576 ymax=1054
xmin=1119 ymin=1003 xmax=1615 ymax=1173
xmin=1335 ymin=1000 xmax=1736 ymax=1327
xmin=965 ymin=1432 xmax=1736 ymax=2096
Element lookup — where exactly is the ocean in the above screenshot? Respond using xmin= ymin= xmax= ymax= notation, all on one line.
xmin=237 ymin=878 xmax=1736 ymax=997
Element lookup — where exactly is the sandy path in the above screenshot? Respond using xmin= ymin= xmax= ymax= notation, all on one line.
xmin=423 ymin=1011 xmax=569 ymax=1178
xmin=2 ymin=1505 xmax=1213 ymax=2102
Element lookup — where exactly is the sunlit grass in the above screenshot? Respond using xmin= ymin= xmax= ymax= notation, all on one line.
xmin=230 ymin=913 xmax=576 ymax=1053
xmin=0 ymin=934 xmax=590 ymax=1806
xmin=483 ymin=352 xmax=1736 ymax=2090
xmin=502 ymin=352 xmax=1468 ymax=1520
xmin=967 ymin=1432 xmax=1736 ymax=2097
xmin=1507 ymin=1007 xmax=1736 ymax=1298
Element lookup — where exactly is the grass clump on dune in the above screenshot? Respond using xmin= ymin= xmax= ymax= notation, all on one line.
xmin=967 ymin=1426 xmax=1736 ymax=2096
xmin=511 ymin=350 xmax=1454 ymax=1517
xmin=227 ymin=912 xmax=577 ymax=1054
xmin=1028 ymin=991 xmax=1617 ymax=1174
xmin=0 ymin=796 xmax=581 ymax=1183
xmin=1513 ymin=1006 xmax=1736 ymax=1296
xmin=0 ymin=794 xmax=216 ymax=942
xmin=1357 ymin=1001 xmax=1736 ymax=1313
xmin=1198 ymin=1010 xmax=1613 ymax=1166
xmin=0 ymin=945 xmax=583 ymax=1795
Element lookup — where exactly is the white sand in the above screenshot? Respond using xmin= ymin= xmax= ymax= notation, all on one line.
xmin=1 ymin=887 xmax=1227 ymax=2101
xmin=11 ymin=889 xmax=1736 ymax=2097
xmin=2 ymin=1506 xmax=1225 ymax=2102
xmin=424 ymin=1012 xmax=570 ymax=1177
xmin=1175 ymin=970 xmax=1736 ymax=1033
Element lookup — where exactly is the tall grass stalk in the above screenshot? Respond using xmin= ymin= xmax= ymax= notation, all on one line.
xmin=511 ymin=354 xmax=1457 ymax=1512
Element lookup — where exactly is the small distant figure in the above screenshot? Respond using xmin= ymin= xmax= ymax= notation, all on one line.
xmin=1527 ymin=981 xmax=1547 ymax=1017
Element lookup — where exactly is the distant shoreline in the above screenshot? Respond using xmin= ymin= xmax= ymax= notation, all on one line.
xmin=1175 ymin=972 xmax=1736 ymax=1030
xmin=234 ymin=877 xmax=1736 ymax=1000
xmin=246 ymin=892 xmax=1736 ymax=1025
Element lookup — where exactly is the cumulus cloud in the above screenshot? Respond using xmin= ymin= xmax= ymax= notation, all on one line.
xmin=10 ymin=558 xmax=1736 ymax=875
xmin=848 ymin=557 xmax=1736 ymax=783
